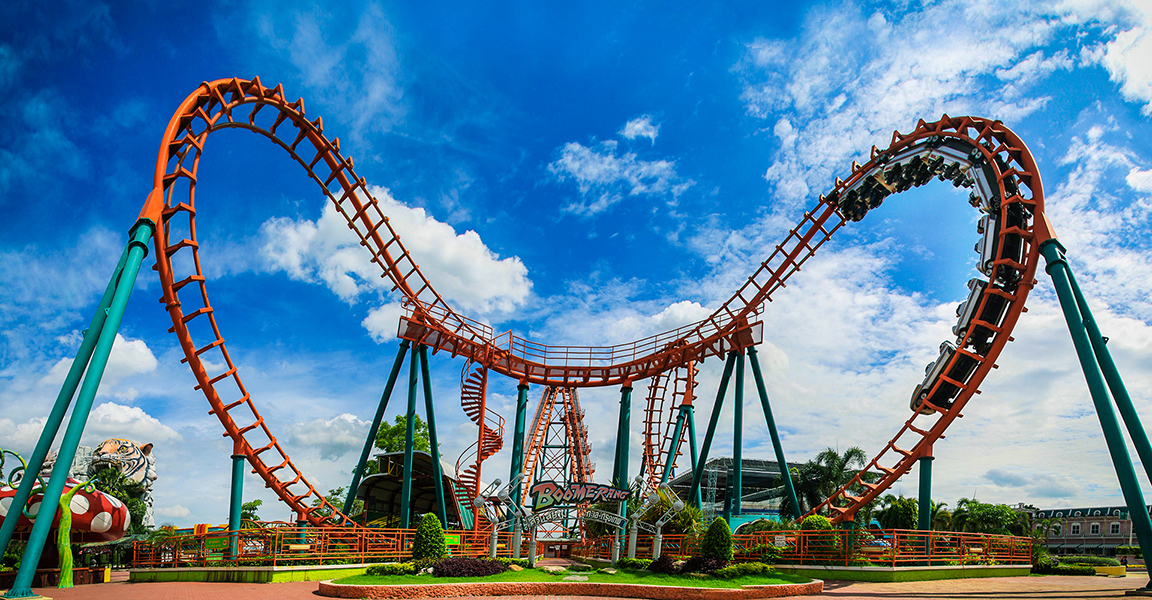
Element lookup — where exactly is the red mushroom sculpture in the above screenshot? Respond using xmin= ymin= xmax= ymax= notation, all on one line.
xmin=0 ymin=478 xmax=129 ymax=543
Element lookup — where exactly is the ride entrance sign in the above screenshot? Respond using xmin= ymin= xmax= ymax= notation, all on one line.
xmin=528 ymin=481 xmax=629 ymax=510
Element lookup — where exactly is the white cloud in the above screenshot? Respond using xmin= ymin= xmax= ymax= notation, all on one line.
xmin=1087 ymin=3 xmax=1152 ymax=115
xmin=156 ymin=504 xmax=190 ymax=518
xmin=246 ymin=3 xmax=405 ymax=142
xmin=39 ymin=334 xmax=158 ymax=388
xmin=287 ymin=413 xmax=368 ymax=461
xmin=83 ymin=402 xmax=181 ymax=445
xmin=259 ymin=184 xmax=531 ymax=326
xmin=549 ymin=140 xmax=692 ymax=216
xmin=0 ymin=417 xmax=49 ymax=450
xmin=620 ymin=115 xmax=659 ymax=144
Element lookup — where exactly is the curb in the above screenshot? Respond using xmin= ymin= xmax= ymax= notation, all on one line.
xmin=317 ymin=578 xmax=824 ymax=599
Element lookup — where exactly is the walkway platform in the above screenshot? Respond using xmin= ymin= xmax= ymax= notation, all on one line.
xmin=4 ymin=571 xmax=1150 ymax=599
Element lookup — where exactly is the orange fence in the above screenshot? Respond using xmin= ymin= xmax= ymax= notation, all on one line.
xmin=131 ymin=527 xmax=529 ymax=568
xmin=571 ymin=529 xmax=1032 ymax=567
xmin=132 ymin=526 xmax=1031 ymax=569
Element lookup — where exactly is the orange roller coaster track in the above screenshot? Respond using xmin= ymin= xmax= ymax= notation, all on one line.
xmin=145 ymin=78 xmax=1044 ymax=528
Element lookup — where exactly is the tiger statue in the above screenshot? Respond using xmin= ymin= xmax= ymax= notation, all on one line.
xmin=42 ymin=438 xmax=157 ymax=527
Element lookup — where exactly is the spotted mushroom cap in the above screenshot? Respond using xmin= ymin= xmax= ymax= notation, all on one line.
xmin=0 ymin=478 xmax=129 ymax=542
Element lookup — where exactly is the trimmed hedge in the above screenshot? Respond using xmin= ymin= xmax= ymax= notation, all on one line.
xmin=1061 ymin=555 xmax=1120 ymax=567
xmin=701 ymin=517 xmax=734 ymax=562
xmin=412 ymin=513 xmax=447 ymax=561
xmin=714 ymin=561 xmax=775 ymax=579
xmin=616 ymin=557 xmax=652 ymax=569
xmin=491 ymin=557 xmax=530 ymax=568
xmin=365 ymin=563 xmax=417 ymax=576
xmin=433 ymin=557 xmax=507 ymax=577
xmin=1116 ymin=545 xmax=1142 ymax=557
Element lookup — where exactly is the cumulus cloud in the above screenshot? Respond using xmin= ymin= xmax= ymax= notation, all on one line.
xmin=287 ymin=413 xmax=369 ymax=461
xmin=39 ymin=334 xmax=158 ymax=388
xmin=549 ymin=140 xmax=692 ymax=216
xmin=83 ymin=402 xmax=181 ymax=445
xmin=1081 ymin=2 xmax=1152 ymax=115
xmin=259 ymin=184 xmax=531 ymax=332
xmin=620 ymin=115 xmax=659 ymax=144
xmin=156 ymin=504 xmax=191 ymax=518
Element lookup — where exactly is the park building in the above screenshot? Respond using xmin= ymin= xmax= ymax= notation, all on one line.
xmin=667 ymin=456 xmax=803 ymax=529
xmin=1027 ymin=504 xmax=1151 ymax=556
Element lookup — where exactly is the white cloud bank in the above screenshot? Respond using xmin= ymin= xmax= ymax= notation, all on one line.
xmin=38 ymin=334 xmax=158 ymax=388
xmin=259 ymin=184 xmax=532 ymax=341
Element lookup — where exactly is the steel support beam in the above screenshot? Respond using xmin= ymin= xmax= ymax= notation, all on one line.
xmin=688 ymin=351 xmax=738 ymax=510
xmin=399 ymin=343 xmax=421 ymax=529
xmin=344 ymin=340 xmax=410 ymax=515
xmin=419 ymin=344 xmax=448 ymax=528
xmin=747 ymin=345 xmax=801 ymax=520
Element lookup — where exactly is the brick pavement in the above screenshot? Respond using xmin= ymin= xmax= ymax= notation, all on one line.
xmin=5 ymin=572 xmax=1151 ymax=599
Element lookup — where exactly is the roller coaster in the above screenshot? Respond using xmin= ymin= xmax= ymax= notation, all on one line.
xmin=5 ymin=77 xmax=1152 ymax=596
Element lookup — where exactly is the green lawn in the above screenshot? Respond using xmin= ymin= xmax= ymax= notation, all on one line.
xmin=335 ymin=567 xmax=811 ymax=588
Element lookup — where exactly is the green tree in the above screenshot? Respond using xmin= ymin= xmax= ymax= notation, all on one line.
xmin=875 ymin=494 xmax=918 ymax=530
xmin=930 ymin=501 xmax=952 ymax=531
xmin=375 ymin=414 xmax=432 ymax=453
xmin=412 ymin=513 xmax=447 ymax=560
xmin=311 ymin=487 xmax=363 ymax=517
xmin=700 ymin=517 xmax=733 ymax=561
xmin=779 ymin=446 xmax=874 ymax=518
xmin=240 ymin=499 xmax=262 ymax=522
xmin=950 ymin=498 xmax=1022 ymax=534
xmin=88 ymin=467 xmax=148 ymax=534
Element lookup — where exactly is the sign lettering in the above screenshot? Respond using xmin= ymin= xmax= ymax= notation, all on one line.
xmin=528 ymin=480 xmax=630 ymax=510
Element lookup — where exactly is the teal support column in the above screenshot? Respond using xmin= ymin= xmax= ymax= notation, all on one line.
xmin=747 ymin=345 xmax=801 ymax=520
xmin=7 ymin=221 xmax=153 ymax=599
xmin=400 ymin=344 xmax=421 ymax=529
xmin=689 ymin=351 xmax=738 ymax=509
xmin=509 ymin=383 xmax=530 ymax=505
xmin=660 ymin=407 xmax=688 ymax=484
xmin=228 ymin=450 xmax=245 ymax=558
xmin=686 ymin=407 xmax=701 ymax=507
xmin=918 ymin=450 xmax=933 ymax=531
xmin=0 ymin=243 xmax=130 ymax=559
xmin=1041 ymin=238 xmax=1152 ymax=581
xmin=1065 ymin=263 xmax=1152 ymax=485
xmin=612 ymin=384 xmax=633 ymax=487
xmin=418 ymin=345 xmax=448 ymax=528
xmin=345 ymin=340 xmax=410 ymax=515
xmin=732 ymin=351 xmax=745 ymax=517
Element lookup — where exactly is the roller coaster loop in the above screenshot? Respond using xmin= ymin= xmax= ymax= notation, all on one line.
xmin=7 ymin=77 xmax=1152 ymax=596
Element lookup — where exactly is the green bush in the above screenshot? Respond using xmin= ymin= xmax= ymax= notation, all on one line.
xmin=701 ymin=517 xmax=733 ymax=562
xmin=365 ymin=562 xmax=417 ymax=576
xmin=491 ymin=557 xmax=530 ymax=568
xmin=1116 ymin=545 xmax=1142 ymax=557
xmin=747 ymin=545 xmax=783 ymax=564
xmin=713 ymin=561 xmax=774 ymax=579
xmin=412 ymin=513 xmax=447 ymax=561
xmin=800 ymin=515 xmax=833 ymax=530
xmin=1032 ymin=555 xmax=1097 ymax=576
xmin=433 ymin=557 xmax=506 ymax=577
xmin=1062 ymin=555 xmax=1120 ymax=567
xmin=616 ymin=557 xmax=652 ymax=569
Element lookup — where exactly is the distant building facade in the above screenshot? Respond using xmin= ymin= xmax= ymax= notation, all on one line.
xmin=1029 ymin=505 xmax=1149 ymax=556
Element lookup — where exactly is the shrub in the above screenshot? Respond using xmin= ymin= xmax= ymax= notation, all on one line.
xmin=616 ymin=557 xmax=652 ymax=569
xmin=412 ymin=557 xmax=441 ymax=572
xmin=800 ymin=515 xmax=833 ymax=530
xmin=1032 ymin=555 xmax=1097 ymax=576
xmin=1116 ymin=545 xmax=1142 ymax=557
xmin=491 ymin=557 xmax=530 ymax=568
xmin=714 ymin=561 xmax=774 ymax=579
xmin=682 ymin=556 xmax=729 ymax=574
xmin=701 ymin=517 xmax=733 ymax=562
xmin=748 ymin=545 xmax=783 ymax=564
xmin=412 ymin=513 xmax=447 ymax=561
xmin=648 ymin=554 xmax=679 ymax=574
xmin=365 ymin=563 xmax=417 ymax=576
xmin=1062 ymin=555 xmax=1120 ymax=567
xmin=433 ymin=557 xmax=507 ymax=577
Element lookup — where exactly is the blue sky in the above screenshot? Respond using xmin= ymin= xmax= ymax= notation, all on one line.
xmin=4 ymin=0 xmax=1152 ymax=526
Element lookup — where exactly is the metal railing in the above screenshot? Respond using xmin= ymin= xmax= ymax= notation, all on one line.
xmin=570 ymin=529 xmax=1032 ymax=567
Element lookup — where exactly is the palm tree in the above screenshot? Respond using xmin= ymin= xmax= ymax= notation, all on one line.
xmin=931 ymin=501 xmax=951 ymax=531
xmin=779 ymin=447 xmax=872 ymax=519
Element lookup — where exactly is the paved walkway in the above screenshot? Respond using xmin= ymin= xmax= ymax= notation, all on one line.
xmin=6 ymin=573 xmax=1151 ymax=599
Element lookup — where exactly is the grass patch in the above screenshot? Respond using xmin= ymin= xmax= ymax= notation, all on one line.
xmin=335 ymin=567 xmax=810 ymax=588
